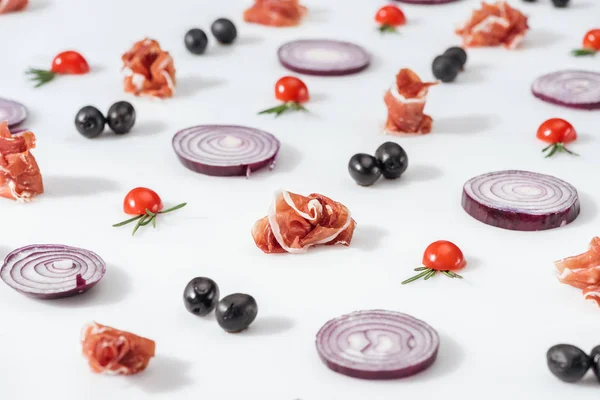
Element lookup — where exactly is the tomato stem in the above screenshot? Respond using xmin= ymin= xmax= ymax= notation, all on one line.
xmin=113 ymin=202 xmax=187 ymax=236
xmin=258 ymin=102 xmax=308 ymax=117
xmin=378 ymin=25 xmax=397 ymax=34
xmin=25 ymin=68 xmax=57 ymax=88
xmin=542 ymin=143 xmax=578 ymax=158
xmin=402 ymin=267 xmax=463 ymax=284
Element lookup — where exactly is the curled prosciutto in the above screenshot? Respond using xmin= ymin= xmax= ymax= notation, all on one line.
xmin=555 ymin=237 xmax=600 ymax=307
xmin=0 ymin=0 xmax=27 ymax=14
xmin=122 ymin=39 xmax=176 ymax=99
xmin=384 ymin=69 xmax=437 ymax=135
xmin=244 ymin=0 xmax=307 ymax=27
xmin=0 ymin=122 xmax=43 ymax=201
xmin=81 ymin=322 xmax=156 ymax=375
xmin=456 ymin=1 xmax=529 ymax=49
xmin=251 ymin=190 xmax=356 ymax=254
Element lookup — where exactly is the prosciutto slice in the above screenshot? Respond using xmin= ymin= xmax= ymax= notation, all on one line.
xmin=0 ymin=122 xmax=43 ymax=201
xmin=244 ymin=0 xmax=307 ymax=27
xmin=252 ymin=190 xmax=356 ymax=254
xmin=456 ymin=1 xmax=529 ymax=49
xmin=555 ymin=237 xmax=600 ymax=307
xmin=384 ymin=69 xmax=437 ymax=135
xmin=0 ymin=0 xmax=27 ymax=14
xmin=81 ymin=322 xmax=156 ymax=375
xmin=122 ymin=39 xmax=176 ymax=99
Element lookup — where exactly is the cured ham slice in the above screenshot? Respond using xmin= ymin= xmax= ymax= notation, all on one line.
xmin=384 ymin=69 xmax=437 ymax=135
xmin=81 ymin=322 xmax=155 ymax=375
xmin=122 ymin=39 xmax=176 ymax=99
xmin=456 ymin=1 xmax=529 ymax=49
xmin=252 ymin=190 xmax=356 ymax=254
xmin=244 ymin=0 xmax=307 ymax=27
xmin=0 ymin=0 xmax=28 ymax=14
xmin=0 ymin=122 xmax=43 ymax=201
xmin=555 ymin=237 xmax=600 ymax=307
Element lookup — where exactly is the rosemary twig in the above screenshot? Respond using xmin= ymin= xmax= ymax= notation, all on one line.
xmin=571 ymin=49 xmax=596 ymax=57
xmin=379 ymin=25 xmax=398 ymax=34
xmin=113 ymin=202 xmax=187 ymax=236
xmin=258 ymin=102 xmax=307 ymax=117
xmin=25 ymin=68 xmax=56 ymax=88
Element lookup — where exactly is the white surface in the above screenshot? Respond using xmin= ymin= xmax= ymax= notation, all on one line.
xmin=1 ymin=0 xmax=600 ymax=398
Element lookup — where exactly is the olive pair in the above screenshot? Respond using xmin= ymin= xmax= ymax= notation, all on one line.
xmin=183 ymin=277 xmax=258 ymax=333
xmin=184 ymin=19 xmax=237 ymax=55
xmin=547 ymin=344 xmax=600 ymax=383
xmin=75 ymin=101 xmax=136 ymax=139
xmin=432 ymin=47 xmax=467 ymax=83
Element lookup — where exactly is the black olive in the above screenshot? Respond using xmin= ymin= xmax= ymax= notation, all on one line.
xmin=106 ymin=101 xmax=136 ymax=135
xmin=432 ymin=55 xmax=460 ymax=83
xmin=348 ymin=154 xmax=382 ymax=186
xmin=211 ymin=18 xmax=237 ymax=45
xmin=75 ymin=106 xmax=105 ymax=139
xmin=374 ymin=142 xmax=408 ymax=180
xmin=551 ymin=0 xmax=570 ymax=7
xmin=522 ymin=0 xmax=536 ymax=2
xmin=216 ymin=293 xmax=258 ymax=333
xmin=183 ymin=277 xmax=220 ymax=317
xmin=590 ymin=345 xmax=600 ymax=382
xmin=547 ymin=344 xmax=591 ymax=383
xmin=185 ymin=28 xmax=208 ymax=55
xmin=442 ymin=47 xmax=467 ymax=69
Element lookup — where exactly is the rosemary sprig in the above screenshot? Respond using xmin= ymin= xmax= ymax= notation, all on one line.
xmin=402 ymin=266 xmax=463 ymax=285
xmin=571 ymin=48 xmax=596 ymax=57
xmin=542 ymin=143 xmax=578 ymax=158
xmin=258 ymin=102 xmax=307 ymax=117
xmin=378 ymin=25 xmax=398 ymax=34
xmin=25 ymin=68 xmax=56 ymax=88
xmin=113 ymin=202 xmax=187 ymax=236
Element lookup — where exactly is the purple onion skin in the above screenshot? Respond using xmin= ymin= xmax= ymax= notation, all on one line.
xmin=174 ymin=153 xmax=277 ymax=177
xmin=318 ymin=350 xmax=438 ymax=380
xmin=278 ymin=58 xmax=370 ymax=77
xmin=461 ymin=191 xmax=581 ymax=231
xmin=531 ymin=88 xmax=600 ymax=111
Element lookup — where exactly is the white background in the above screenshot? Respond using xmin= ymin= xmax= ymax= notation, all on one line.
xmin=1 ymin=0 xmax=600 ymax=398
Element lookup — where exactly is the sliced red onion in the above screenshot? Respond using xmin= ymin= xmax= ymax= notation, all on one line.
xmin=394 ymin=0 xmax=460 ymax=3
xmin=532 ymin=70 xmax=600 ymax=110
xmin=0 ymin=98 xmax=28 ymax=127
xmin=462 ymin=170 xmax=580 ymax=231
xmin=278 ymin=40 xmax=370 ymax=76
xmin=172 ymin=125 xmax=280 ymax=177
xmin=0 ymin=245 xmax=106 ymax=299
xmin=316 ymin=310 xmax=439 ymax=380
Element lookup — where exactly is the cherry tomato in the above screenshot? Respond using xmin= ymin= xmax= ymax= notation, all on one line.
xmin=536 ymin=118 xmax=577 ymax=144
xmin=375 ymin=5 xmax=406 ymax=27
xmin=422 ymin=241 xmax=465 ymax=271
xmin=583 ymin=29 xmax=600 ymax=51
xmin=274 ymin=76 xmax=309 ymax=103
xmin=51 ymin=51 xmax=90 ymax=75
xmin=123 ymin=188 xmax=163 ymax=215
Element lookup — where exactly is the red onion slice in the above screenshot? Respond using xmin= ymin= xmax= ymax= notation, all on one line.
xmin=0 ymin=245 xmax=106 ymax=299
xmin=462 ymin=170 xmax=580 ymax=231
xmin=394 ymin=0 xmax=460 ymax=3
xmin=278 ymin=40 xmax=370 ymax=76
xmin=0 ymin=98 xmax=28 ymax=127
xmin=531 ymin=70 xmax=600 ymax=110
xmin=316 ymin=310 xmax=439 ymax=380
xmin=172 ymin=125 xmax=281 ymax=177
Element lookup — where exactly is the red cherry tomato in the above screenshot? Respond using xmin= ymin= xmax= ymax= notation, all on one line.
xmin=123 ymin=188 xmax=164 ymax=215
xmin=51 ymin=51 xmax=90 ymax=75
xmin=274 ymin=76 xmax=309 ymax=103
xmin=375 ymin=5 xmax=406 ymax=27
xmin=536 ymin=118 xmax=577 ymax=144
xmin=422 ymin=241 xmax=466 ymax=272
xmin=583 ymin=29 xmax=600 ymax=51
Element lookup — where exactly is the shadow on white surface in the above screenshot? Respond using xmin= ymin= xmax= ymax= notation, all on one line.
xmin=305 ymin=7 xmax=331 ymax=24
xmin=569 ymin=1 xmax=595 ymax=9
xmin=177 ymin=76 xmax=227 ymax=99
xmin=434 ymin=114 xmax=496 ymax=135
xmin=26 ymin=0 xmax=52 ymax=12
xmin=409 ymin=333 xmax=464 ymax=382
xmin=522 ymin=28 xmax=563 ymax=50
xmin=207 ymin=35 xmax=264 ymax=57
xmin=245 ymin=316 xmax=295 ymax=336
xmin=274 ymin=144 xmax=301 ymax=173
xmin=459 ymin=64 xmax=490 ymax=84
xmin=43 ymin=175 xmax=120 ymax=197
xmin=46 ymin=264 xmax=132 ymax=307
xmin=131 ymin=355 xmax=194 ymax=394
xmin=568 ymin=191 xmax=598 ymax=228
xmin=310 ymin=92 xmax=328 ymax=104
xmin=575 ymin=133 xmax=594 ymax=146
xmin=351 ymin=225 xmax=388 ymax=253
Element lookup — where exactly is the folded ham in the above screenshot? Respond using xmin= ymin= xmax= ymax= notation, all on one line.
xmin=456 ymin=1 xmax=529 ymax=49
xmin=0 ymin=122 xmax=43 ymax=201
xmin=0 ymin=0 xmax=28 ymax=14
xmin=244 ymin=0 xmax=307 ymax=27
xmin=122 ymin=39 xmax=176 ymax=99
xmin=555 ymin=237 xmax=600 ymax=307
xmin=384 ymin=69 xmax=437 ymax=135
xmin=252 ymin=190 xmax=355 ymax=254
